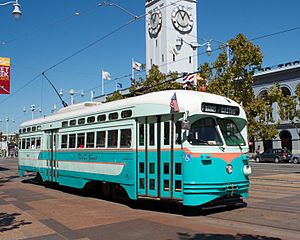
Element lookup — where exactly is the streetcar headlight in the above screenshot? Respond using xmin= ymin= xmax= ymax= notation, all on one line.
xmin=226 ymin=164 xmax=233 ymax=174
xmin=243 ymin=165 xmax=252 ymax=177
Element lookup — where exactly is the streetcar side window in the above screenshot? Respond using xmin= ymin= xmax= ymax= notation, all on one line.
xmin=97 ymin=114 xmax=106 ymax=122
xmin=36 ymin=137 xmax=41 ymax=149
xmin=108 ymin=130 xmax=118 ymax=148
xmin=120 ymin=129 xmax=131 ymax=148
xmin=87 ymin=116 xmax=95 ymax=124
xmin=61 ymin=135 xmax=68 ymax=149
xmin=26 ymin=138 xmax=31 ymax=149
xmin=175 ymin=121 xmax=182 ymax=145
xmin=78 ymin=118 xmax=85 ymax=125
xmin=69 ymin=134 xmax=76 ymax=148
xmin=70 ymin=120 xmax=76 ymax=126
xmin=139 ymin=124 xmax=145 ymax=146
xmin=22 ymin=139 xmax=26 ymax=149
xmin=96 ymin=131 xmax=106 ymax=148
xmin=164 ymin=122 xmax=170 ymax=145
xmin=149 ymin=123 xmax=155 ymax=146
xmin=77 ymin=133 xmax=85 ymax=148
xmin=86 ymin=132 xmax=95 ymax=148
xmin=31 ymin=137 xmax=36 ymax=149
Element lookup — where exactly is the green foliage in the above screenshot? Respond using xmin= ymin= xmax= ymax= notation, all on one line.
xmin=199 ymin=34 xmax=286 ymax=140
xmin=105 ymin=91 xmax=125 ymax=102
xmin=130 ymin=65 xmax=181 ymax=95
xmin=205 ymin=34 xmax=263 ymax=108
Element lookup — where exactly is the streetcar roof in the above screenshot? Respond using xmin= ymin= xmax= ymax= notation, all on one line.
xmin=20 ymin=90 xmax=246 ymax=128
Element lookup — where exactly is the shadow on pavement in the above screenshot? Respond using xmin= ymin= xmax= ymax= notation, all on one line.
xmin=177 ymin=232 xmax=281 ymax=240
xmin=22 ymin=176 xmax=246 ymax=216
xmin=0 ymin=167 xmax=10 ymax=171
xmin=0 ymin=212 xmax=32 ymax=232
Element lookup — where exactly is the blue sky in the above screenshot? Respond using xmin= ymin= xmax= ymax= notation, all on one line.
xmin=0 ymin=0 xmax=300 ymax=133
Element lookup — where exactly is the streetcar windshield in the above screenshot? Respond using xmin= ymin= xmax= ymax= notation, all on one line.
xmin=217 ymin=118 xmax=246 ymax=146
xmin=188 ymin=117 xmax=223 ymax=146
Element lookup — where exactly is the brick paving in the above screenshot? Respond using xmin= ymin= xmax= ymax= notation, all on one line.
xmin=1 ymin=158 xmax=300 ymax=240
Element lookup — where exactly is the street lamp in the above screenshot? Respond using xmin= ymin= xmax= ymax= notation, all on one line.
xmin=59 ymin=89 xmax=84 ymax=105
xmin=23 ymin=105 xmax=42 ymax=120
xmin=98 ymin=1 xmax=138 ymax=19
xmin=176 ymin=37 xmax=212 ymax=56
xmin=0 ymin=0 xmax=22 ymax=20
xmin=183 ymin=37 xmax=231 ymax=97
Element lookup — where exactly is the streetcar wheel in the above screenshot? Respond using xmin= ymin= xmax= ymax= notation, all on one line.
xmin=102 ymin=182 xmax=112 ymax=199
xmin=293 ymin=158 xmax=299 ymax=164
xmin=255 ymin=157 xmax=260 ymax=163
xmin=35 ymin=173 xmax=43 ymax=184
xmin=274 ymin=157 xmax=280 ymax=163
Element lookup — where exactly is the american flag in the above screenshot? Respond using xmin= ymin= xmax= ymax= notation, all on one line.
xmin=182 ymin=74 xmax=195 ymax=88
xmin=170 ymin=93 xmax=180 ymax=112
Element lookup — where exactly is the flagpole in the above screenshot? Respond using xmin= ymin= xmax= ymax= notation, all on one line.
xmin=91 ymin=90 xmax=94 ymax=102
xmin=132 ymin=58 xmax=134 ymax=82
xmin=101 ymin=70 xmax=104 ymax=96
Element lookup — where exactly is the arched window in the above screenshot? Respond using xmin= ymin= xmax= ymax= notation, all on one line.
xmin=258 ymin=89 xmax=272 ymax=121
xmin=279 ymin=130 xmax=292 ymax=151
xmin=280 ymin=86 xmax=292 ymax=121
xmin=281 ymin=87 xmax=291 ymax=97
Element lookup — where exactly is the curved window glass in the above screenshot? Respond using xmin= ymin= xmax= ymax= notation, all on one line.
xmin=188 ymin=118 xmax=222 ymax=146
xmin=78 ymin=118 xmax=85 ymax=125
xmin=121 ymin=110 xmax=132 ymax=118
xmin=87 ymin=116 xmax=95 ymax=124
xmin=217 ymin=119 xmax=246 ymax=146
xmin=109 ymin=112 xmax=118 ymax=120
xmin=97 ymin=114 xmax=106 ymax=122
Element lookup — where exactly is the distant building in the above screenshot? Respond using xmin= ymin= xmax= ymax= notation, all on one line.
xmin=0 ymin=133 xmax=17 ymax=157
xmin=252 ymin=60 xmax=300 ymax=153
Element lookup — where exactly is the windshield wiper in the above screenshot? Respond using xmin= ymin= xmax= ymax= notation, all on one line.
xmin=231 ymin=136 xmax=243 ymax=151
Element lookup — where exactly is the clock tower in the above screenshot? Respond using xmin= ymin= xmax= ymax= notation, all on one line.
xmin=145 ymin=0 xmax=198 ymax=75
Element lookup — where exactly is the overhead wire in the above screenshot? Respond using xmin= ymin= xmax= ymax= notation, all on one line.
xmin=3 ymin=1 xmax=300 ymax=124
xmin=2 ymin=0 xmax=184 ymax=123
xmin=0 ymin=4 xmax=102 ymax=46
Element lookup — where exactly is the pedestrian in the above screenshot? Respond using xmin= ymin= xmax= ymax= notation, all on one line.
xmin=256 ymin=145 xmax=261 ymax=154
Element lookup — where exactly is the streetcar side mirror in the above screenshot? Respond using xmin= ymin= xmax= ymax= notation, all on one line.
xmin=182 ymin=120 xmax=191 ymax=130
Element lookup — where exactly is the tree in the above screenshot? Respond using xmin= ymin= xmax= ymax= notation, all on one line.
xmin=106 ymin=91 xmax=125 ymax=102
xmin=106 ymin=65 xmax=180 ymax=102
xmin=199 ymin=34 xmax=283 ymax=141
xmin=130 ymin=64 xmax=181 ymax=95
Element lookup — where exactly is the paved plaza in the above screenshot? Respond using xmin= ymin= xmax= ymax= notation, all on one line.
xmin=1 ymin=158 xmax=300 ymax=240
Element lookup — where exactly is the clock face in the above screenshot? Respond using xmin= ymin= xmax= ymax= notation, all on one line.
xmin=148 ymin=9 xmax=162 ymax=36
xmin=172 ymin=6 xmax=193 ymax=33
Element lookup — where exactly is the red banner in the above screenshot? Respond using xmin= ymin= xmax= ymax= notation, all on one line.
xmin=0 ymin=57 xmax=10 ymax=94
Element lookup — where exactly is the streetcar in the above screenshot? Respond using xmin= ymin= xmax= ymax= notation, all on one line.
xmin=18 ymin=90 xmax=251 ymax=208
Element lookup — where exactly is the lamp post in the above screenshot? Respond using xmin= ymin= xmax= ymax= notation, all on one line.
xmin=180 ymin=37 xmax=231 ymax=97
xmin=0 ymin=117 xmax=15 ymax=157
xmin=176 ymin=37 xmax=212 ymax=77
xmin=0 ymin=0 xmax=22 ymax=20
xmin=59 ymin=89 xmax=84 ymax=105
xmin=23 ymin=105 xmax=42 ymax=120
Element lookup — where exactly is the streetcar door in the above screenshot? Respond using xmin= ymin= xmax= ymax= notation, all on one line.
xmin=160 ymin=117 xmax=172 ymax=198
xmin=137 ymin=116 xmax=160 ymax=198
xmin=147 ymin=116 xmax=159 ymax=197
xmin=160 ymin=116 xmax=183 ymax=199
xmin=45 ymin=130 xmax=59 ymax=182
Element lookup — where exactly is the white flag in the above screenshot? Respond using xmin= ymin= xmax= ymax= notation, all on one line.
xmin=132 ymin=61 xmax=141 ymax=71
xmin=102 ymin=70 xmax=111 ymax=80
